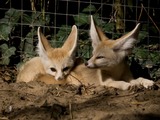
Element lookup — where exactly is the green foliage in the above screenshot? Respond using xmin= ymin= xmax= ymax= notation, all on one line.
xmin=0 ymin=8 xmax=51 ymax=65
xmin=0 ymin=3 xmax=159 ymax=80
xmin=132 ymin=47 xmax=160 ymax=80
xmin=51 ymin=25 xmax=72 ymax=47
xmin=21 ymin=12 xmax=50 ymax=56
xmin=138 ymin=31 xmax=148 ymax=40
xmin=0 ymin=8 xmax=20 ymax=65
xmin=72 ymin=4 xmax=160 ymax=80
xmin=23 ymin=12 xmax=50 ymax=27
xmin=0 ymin=43 xmax=16 ymax=65
xmin=73 ymin=13 xmax=89 ymax=27
xmin=82 ymin=4 xmax=96 ymax=12
xmin=0 ymin=8 xmax=21 ymax=41
xmin=72 ymin=5 xmax=120 ymax=58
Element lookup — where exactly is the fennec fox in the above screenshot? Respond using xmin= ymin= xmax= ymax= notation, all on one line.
xmin=36 ymin=16 xmax=154 ymax=90
xmin=17 ymin=25 xmax=78 ymax=82
xmin=85 ymin=15 xmax=154 ymax=90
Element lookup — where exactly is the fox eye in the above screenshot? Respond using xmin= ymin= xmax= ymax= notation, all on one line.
xmin=63 ymin=67 xmax=70 ymax=72
xmin=50 ymin=67 xmax=56 ymax=72
xmin=96 ymin=56 xmax=105 ymax=59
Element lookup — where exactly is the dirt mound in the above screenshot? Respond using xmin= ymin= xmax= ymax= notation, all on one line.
xmin=0 ymin=78 xmax=160 ymax=120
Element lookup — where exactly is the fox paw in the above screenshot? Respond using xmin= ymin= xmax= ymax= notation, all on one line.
xmin=138 ymin=77 xmax=154 ymax=89
xmin=130 ymin=77 xmax=154 ymax=89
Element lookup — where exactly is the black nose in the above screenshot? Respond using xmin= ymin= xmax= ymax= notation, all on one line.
xmin=85 ymin=62 xmax=88 ymax=66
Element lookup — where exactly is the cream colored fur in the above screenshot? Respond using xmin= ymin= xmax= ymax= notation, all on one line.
xmin=17 ymin=16 xmax=154 ymax=90
xmin=17 ymin=25 xmax=78 ymax=82
xmin=85 ymin=15 xmax=154 ymax=90
xmin=38 ymin=16 xmax=154 ymax=90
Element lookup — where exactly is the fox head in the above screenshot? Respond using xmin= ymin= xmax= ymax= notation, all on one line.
xmin=37 ymin=25 xmax=78 ymax=80
xmin=86 ymin=15 xmax=140 ymax=70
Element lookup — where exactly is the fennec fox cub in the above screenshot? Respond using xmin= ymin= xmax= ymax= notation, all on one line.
xmin=85 ymin=15 xmax=154 ymax=90
xmin=36 ymin=16 xmax=154 ymax=90
xmin=17 ymin=25 xmax=78 ymax=82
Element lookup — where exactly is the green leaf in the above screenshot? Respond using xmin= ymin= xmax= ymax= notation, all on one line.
xmin=104 ymin=23 xmax=115 ymax=32
xmin=21 ymin=28 xmax=36 ymax=53
xmin=150 ymin=52 xmax=160 ymax=64
xmin=138 ymin=31 xmax=148 ymax=41
xmin=133 ymin=48 xmax=148 ymax=60
xmin=82 ymin=5 xmax=96 ymax=12
xmin=51 ymin=26 xmax=72 ymax=47
xmin=23 ymin=13 xmax=32 ymax=24
xmin=0 ymin=43 xmax=8 ymax=52
xmin=0 ymin=44 xmax=16 ymax=65
xmin=23 ymin=12 xmax=50 ymax=26
xmin=0 ymin=23 xmax=12 ymax=40
xmin=5 ymin=8 xmax=21 ymax=23
xmin=73 ymin=13 xmax=88 ymax=26
xmin=0 ymin=44 xmax=16 ymax=57
xmin=0 ymin=57 xmax=10 ymax=65
xmin=0 ymin=8 xmax=21 ymax=41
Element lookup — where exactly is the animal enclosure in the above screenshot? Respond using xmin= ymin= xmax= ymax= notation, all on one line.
xmin=0 ymin=0 xmax=160 ymax=79
xmin=0 ymin=1 xmax=160 ymax=120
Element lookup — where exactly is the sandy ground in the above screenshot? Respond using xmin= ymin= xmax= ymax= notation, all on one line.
xmin=0 ymin=66 xmax=160 ymax=120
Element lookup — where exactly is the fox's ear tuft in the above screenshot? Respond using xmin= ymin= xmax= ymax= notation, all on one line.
xmin=62 ymin=25 xmax=78 ymax=57
xmin=90 ymin=15 xmax=109 ymax=49
xmin=37 ymin=27 xmax=51 ymax=58
xmin=112 ymin=23 xmax=141 ymax=54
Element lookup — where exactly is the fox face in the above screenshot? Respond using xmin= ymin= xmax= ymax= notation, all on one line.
xmin=86 ymin=15 xmax=140 ymax=70
xmin=37 ymin=25 xmax=78 ymax=80
xmin=86 ymin=44 xmax=119 ymax=69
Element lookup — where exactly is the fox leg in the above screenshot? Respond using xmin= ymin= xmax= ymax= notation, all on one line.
xmin=100 ymin=79 xmax=131 ymax=90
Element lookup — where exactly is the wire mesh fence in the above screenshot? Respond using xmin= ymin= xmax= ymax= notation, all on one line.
xmin=0 ymin=0 xmax=160 ymax=79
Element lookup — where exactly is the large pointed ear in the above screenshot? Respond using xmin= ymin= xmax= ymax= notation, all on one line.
xmin=62 ymin=25 xmax=78 ymax=56
xmin=112 ymin=23 xmax=141 ymax=53
xmin=37 ymin=27 xmax=52 ymax=58
xmin=90 ymin=15 xmax=109 ymax=49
